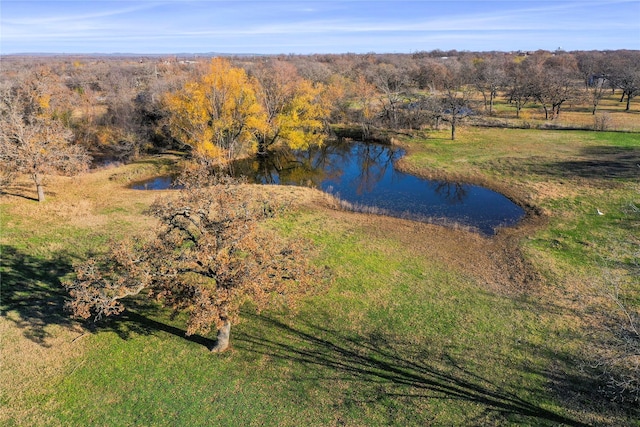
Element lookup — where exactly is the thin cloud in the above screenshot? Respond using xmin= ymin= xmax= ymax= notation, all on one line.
xmin=3 ymin=2 xmax=161 ymax=26
xmin=1 ymin=0 xmax=638 ymax=53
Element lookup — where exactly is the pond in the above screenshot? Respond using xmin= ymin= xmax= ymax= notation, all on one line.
xmin=130 ymin=175 xmax=181 ymax=190
xmin=132 ymin=141 xmax=525 ymax=235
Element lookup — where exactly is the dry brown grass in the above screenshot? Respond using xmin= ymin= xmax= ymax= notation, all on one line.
xmin=0 ymin=313 xmax=86 ymax=426
xmin=474 ymin=91 xmax=640 ymax=132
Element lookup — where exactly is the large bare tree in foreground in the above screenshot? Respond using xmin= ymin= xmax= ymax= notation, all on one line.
xmin=65 ymin=181 xmax=321 ymax=352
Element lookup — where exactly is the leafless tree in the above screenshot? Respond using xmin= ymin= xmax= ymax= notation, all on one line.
xmin=607 ymin=51 xmax=640 ymax=111
xmin=440 ymin=60 xmax=475 ymax=140
xmin=473 ymin=56 xmax=506 ymax=114
xmin=504 ymin=59 xmax=532 ymax=119
xmin=528 ymin=53 xmax=580 ymax=120
xmin=0 ymin=69 xmax=90 ymax=201
xmin=367 ymin=62 xmax=410 ymax=130
xmin=589 ymin=241 xmax=640 ymax=404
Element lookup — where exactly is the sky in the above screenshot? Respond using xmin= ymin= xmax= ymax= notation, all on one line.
xmin=1 ymin=0 xmax=639 ymax=55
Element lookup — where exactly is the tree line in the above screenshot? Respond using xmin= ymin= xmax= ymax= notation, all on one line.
xmin=1 ymin=49 xmax=639 ymax=201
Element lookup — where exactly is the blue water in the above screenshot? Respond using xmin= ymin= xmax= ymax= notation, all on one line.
xmin=231 ymin=141 xmax=525 ymax=235
xmin=131 ymin=176 xmax=174 ymax=190
xmin=132 ymin=141 xmax=525 ymax=235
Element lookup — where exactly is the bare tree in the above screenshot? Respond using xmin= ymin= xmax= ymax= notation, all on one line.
xmin=589 ymin=241 xmax=640 ymax=404
xmin=440 ymin=60 xmax=475 ymax=140
xmin=575 ymin=51 xmax=609 ymax=114
xmin=608 ymin=51 xmax=640 ymax=111
xmin=368 ymin=62 xmax=409 ymax=130
xmin=65 ymin=181 xmax=322 ymax=352
xmin=504 ymin=58 xmax=532 ymax=119
xmin=351 ymin=73 xmax=380 ymax=138
xmin=528 ymin=54 xmax=580 ymax=120
xmin=0 ymin=70 xmax=90 ymax=202
xmin=473 ymin=56 xmax=506 ymax=114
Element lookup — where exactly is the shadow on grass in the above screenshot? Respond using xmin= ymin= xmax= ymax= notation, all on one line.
xmin=65 ymin=300 xmax=637 ymax=424
xmin=519 ymin=331 xmax=640 ymax=422
xmin=90 ymin=308 xmax=216 ymax=350
xmin=234 ymin=314 xmax=590 ymax=427
xmin=0 ymin=243 xmax=215 ymax=349
xmin=0 ymin=191 xmax=38 ymax=202
xmin=526 ymin=145 xmax=640 ymax=182
xmin=1 ymin=181 xmax=39 ymax=201
xmin=0 ymin=245 xmax=75 ymax=346
xmin=0 ymin=244 xmax=215 ymax=350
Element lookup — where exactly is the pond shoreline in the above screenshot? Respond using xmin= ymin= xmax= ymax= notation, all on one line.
xmin=332 ymin=125 xmax=544 ymax=231
xmin=130 ymin=139 xmax=531 ymax=236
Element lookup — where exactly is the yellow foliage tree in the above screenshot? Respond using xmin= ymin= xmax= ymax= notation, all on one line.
xmin=164 ymin=58 xmax=267 ymax=161
xmin=253 ymin=61 xmax=333 ymax=154
xmin=271 ymin=79 xmax=329 ymax=151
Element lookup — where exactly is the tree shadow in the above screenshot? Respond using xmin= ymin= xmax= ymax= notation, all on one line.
xmin=0 ymin=245 xmax=76 ymax=346
xmin=525 ymin=145 xmax=640 ymax=182
xmin=234 ymin=314 xmax=590 ymax=426
xmin=1 ymin=181 xmax=39 ymax=201
xmin=519 ymin=334 xmax=640 ymax=423
xmin=88 ymin=308 xmax=216 ymax=350
xmin=0 ymin=244 xmax=213 ymax=348
xmin=0 ymin=191 xmax=38 ymax=201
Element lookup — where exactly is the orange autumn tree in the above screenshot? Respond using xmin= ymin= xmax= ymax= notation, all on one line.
xmin=163 ymin=58 xmax=267 ymax=161
xmin=352 ymin=74 xmax=380 ymax=139
xmin=65 ymin=181 xmax=322 ymax=352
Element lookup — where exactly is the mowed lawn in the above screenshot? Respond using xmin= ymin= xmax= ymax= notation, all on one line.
xmin=2 ymin=127 xmax=639 ymax=426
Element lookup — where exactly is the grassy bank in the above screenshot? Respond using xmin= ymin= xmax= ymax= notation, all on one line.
xmin=2 ymin=128 xmax=639 ymax=426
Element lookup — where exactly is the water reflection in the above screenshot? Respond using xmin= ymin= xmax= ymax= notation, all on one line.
xmin=230 ymin=141 xmax=525 ymax=235
xmin=230 ymin=142 xmax=352 ymax=187
xmin=132 ymin=141 xmax=525 ymax=235
xmin=431 ymin=181 xmax=468 ymax=204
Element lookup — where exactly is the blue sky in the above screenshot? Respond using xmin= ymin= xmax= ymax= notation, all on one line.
xmin=1 ymin=1 xmax=639 ymax=54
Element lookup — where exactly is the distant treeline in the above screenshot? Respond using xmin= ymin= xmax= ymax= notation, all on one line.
xmin=1 ymin=49 xmax=638 ymax=162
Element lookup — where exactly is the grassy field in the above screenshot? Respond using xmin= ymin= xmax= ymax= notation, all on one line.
xmin=2 ymin=124 xmax=639 ymax=425
xmin=473 ymin=91 xmax=640 ymax=133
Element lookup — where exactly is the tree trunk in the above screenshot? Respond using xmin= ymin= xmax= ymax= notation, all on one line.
xmin=257 ymin=141 xmax=267 ymax=156
xmin=361 ymin=122 xmax=370 ymax=140
xmin=210 ymin=319 xmax=231 ymax=352
xmin=33 ymin=173 xmax=45 ymax=202
xmin=626 ymin=93 xmax=632 ymax=111
xmin=450 ymin=116 xmax=456 ymax=141
xmin=542 ymin=104 xmax=549 ymax=120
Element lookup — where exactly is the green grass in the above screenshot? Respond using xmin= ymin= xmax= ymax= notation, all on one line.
xmin=2 ymin=124 xmax=639 ymax=426
xmin=24 ymin=220 xmax=577 ymax=426
xmin=404 ymin=126 xmax=639 ymax=274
